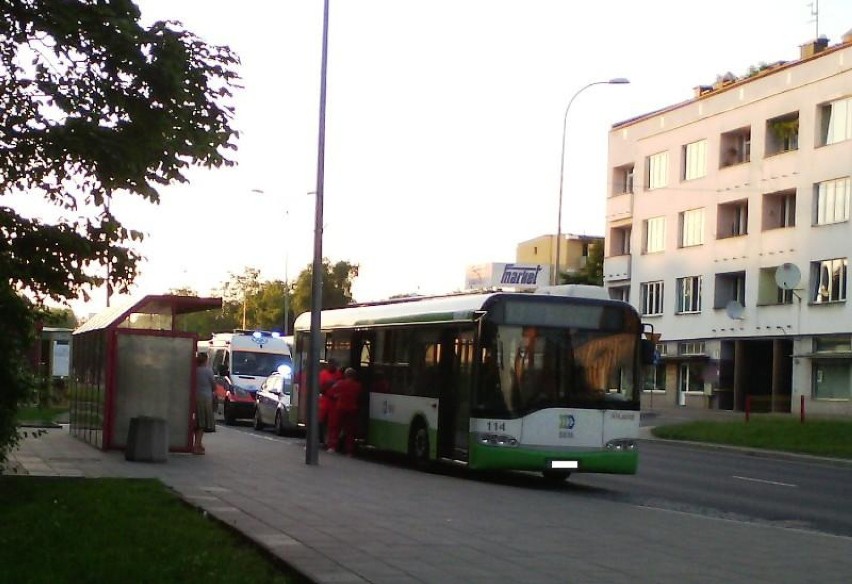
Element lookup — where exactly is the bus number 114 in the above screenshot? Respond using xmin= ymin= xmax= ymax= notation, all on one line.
xmin=487 ymin=421 xmax=506 ymax=432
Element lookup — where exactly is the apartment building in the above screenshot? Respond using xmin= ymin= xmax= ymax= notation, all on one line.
xmin=604 ymin=33 xmax=852 ymax=416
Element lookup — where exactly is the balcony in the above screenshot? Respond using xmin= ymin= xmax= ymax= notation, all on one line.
xmin=603 ymin=255 xmax=631 ymax=282
xmin=607 ymin=192 xmax=633 ymax=223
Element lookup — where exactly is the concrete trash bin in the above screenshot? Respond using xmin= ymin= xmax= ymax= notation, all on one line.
xmin=125 ymin=416 xmax=168 ymax=462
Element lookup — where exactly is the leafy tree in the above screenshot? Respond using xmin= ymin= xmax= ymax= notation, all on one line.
xmin=252 ymin=279 xmax=290 ymax=332
xmin=560 ymin=241 xmax=604 ymax=286
xmin=221 ymin=267 xmax=262 ymax=329
xmin=170 ymin=286 xmax=237 ymax=339
xmin=0 ymin=1 xmax=239 ymax=463
xmin=40 ymin=306 xmax=78 ymax=329
xmin=290 ymin=259 xmax=359 ymax=319
xmin=172 ymin=278 xmax=293 ymax=338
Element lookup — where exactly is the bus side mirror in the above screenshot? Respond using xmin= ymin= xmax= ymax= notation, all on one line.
xmin=640 ymin=339 xmax=656 ymax=366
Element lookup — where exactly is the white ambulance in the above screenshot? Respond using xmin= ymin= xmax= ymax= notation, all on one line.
xmin=206 ymin=330 xmax=292 ymax=425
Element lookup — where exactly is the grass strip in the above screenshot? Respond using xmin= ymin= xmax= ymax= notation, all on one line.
xmin=0 ymin=477 xmax=304 ymax=584
xmin=16 ymin=406 xmax=68 ymax=424
xmin=651 ymin=418 xmax=852 ymax=459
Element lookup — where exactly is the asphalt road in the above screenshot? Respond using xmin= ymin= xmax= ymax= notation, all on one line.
xmin=571 ymin=441 xmax=852 ymax=538
xmin=224 ymin=421 xmax=852 ymax=538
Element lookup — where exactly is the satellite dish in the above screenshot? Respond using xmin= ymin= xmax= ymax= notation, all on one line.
xmin=774 ymin=263 xmax=801 ymax=290
xmin=725 ymin=300 xmax=745 ymax=320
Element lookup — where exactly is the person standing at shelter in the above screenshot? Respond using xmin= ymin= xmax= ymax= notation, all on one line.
xmin=318 ymin=359 xmax=343 ymax=446
xmin=325 ymin=367 xmax=363 ymax=455
xmin=193 ymin=352 xmax=216 ymax=455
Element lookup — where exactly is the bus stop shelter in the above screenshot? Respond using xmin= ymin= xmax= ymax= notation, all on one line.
xmin=70 ymin=294 xmax=221 ymax=455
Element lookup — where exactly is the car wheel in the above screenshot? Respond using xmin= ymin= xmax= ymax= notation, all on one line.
xmin=223 ymin=401 xmax=236 ymax=425
xmin=408 ymin=420 xmax=430 ymax=466
xmin=253 ymin=407 xmax=264 ymax=430
xmin=274 ymin=412 xmax=287 ymax=436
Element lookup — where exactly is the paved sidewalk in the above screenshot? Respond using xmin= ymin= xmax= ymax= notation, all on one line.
xmin=5 ymin=423 xmax=852 ymax=584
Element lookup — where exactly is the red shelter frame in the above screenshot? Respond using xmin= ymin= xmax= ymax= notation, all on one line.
xmin=70 ymin=295 xmax=221 ymax=452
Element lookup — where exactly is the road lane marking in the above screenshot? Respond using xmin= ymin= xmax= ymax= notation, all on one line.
xmin=732 ymin=475 xmax=798 ymax=488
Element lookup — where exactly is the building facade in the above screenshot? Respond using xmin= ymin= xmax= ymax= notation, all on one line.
xmin=604 ymin=34 xmax=852 ymax=416
xmin=517 ymin=233 xmax=602 ymax=284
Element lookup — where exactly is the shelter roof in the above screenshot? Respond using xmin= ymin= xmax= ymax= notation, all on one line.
xmin=74 ymin=295 xmax=222 ymax=335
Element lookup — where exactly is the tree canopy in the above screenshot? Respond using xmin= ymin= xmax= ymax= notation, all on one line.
xmin=0 ymin=0 xmax=240 ymax=463
xmin=173 ymin=260 xmax=360 ymax=338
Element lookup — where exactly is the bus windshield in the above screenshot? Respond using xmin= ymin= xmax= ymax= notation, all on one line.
xmin=476 ymin=324 xmax=639 ymax=416
xmin=232 ymin=351 xmax=291 ymax=377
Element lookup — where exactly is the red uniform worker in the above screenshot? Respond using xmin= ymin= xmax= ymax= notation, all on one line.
xmin=318 ymin=359 xmax=343 ymax=445
xmin=325 ymin=367 xmax=363 ymax=455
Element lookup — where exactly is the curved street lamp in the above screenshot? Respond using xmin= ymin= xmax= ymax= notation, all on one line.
xmin=553 ymin=78 xmax=630 ymax=286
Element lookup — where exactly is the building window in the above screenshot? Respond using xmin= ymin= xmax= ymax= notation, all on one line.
xmin=714 ymin=271 xmax=746 ymax=309
xmin=646 ymin=151 xmax=669 ymax=190
xmin=612 ymin=163 xmax=635 ymax=195
xmin=676 ymin=276 xmax=702 ymax=314
xmin=813 ymin=362 xmax=850 ymax=400
xmin=682 ymin=139 xmax=707 ymax=180
xmin=814 ymin=336 xmax=852 ymax=352
xmin=643 ymin=216 xmax=665 ymax=254
xmin=641 ymin=281 xmax=664 ymax=316
xmin=814 ymin=177 xmax=851 ymax=226
xmin=765 ymin=112 xmax=799 ymax=155
xmin=717 ymin=200 xmax=747 ymax=239
xmin=762 ymin=189 xmax=796 ymax=230
xmin=678 ymin=362 xmax=704 ymax=393
xmin=757 ymin=267 xmax=794 ymax=305
xmin=812 ymin=258 xmax=848 ymax=304
xmin=819 ymin=96 xmax=852 ymax=146
xmin=609 ymin=285 xmax=629 ymax=303
xmin=720 ymin=127 xmax=751 ymax=167
xmin=609 ymin=225 xmax=631 ymax=256
xmin=678 ymin=341 xmax=705 ymax=355
xmin=679 ymin=208 xmax=705 ymax=247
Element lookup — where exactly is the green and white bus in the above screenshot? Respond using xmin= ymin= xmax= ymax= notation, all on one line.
xmin=292 ymin=288 xmax=654 ymax=480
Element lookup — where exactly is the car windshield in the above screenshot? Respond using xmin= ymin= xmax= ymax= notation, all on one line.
xmin=475 ymin=324 xmax=639 ymax=417
xmin=232 ymin=351 xmax=291 ymax=377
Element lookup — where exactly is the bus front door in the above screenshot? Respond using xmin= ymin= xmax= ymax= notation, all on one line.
xmin=437 ymin=328 xmax=473 ymax=461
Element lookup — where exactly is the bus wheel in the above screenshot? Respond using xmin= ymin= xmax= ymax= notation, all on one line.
xmin=223 ymin=401 xmax=236 ymax=425
xmin=253 ymin=408 xmax=264 ymax=431
xmin=408 ymin=421 xmax=430 ymax=466
xmin=542 ymin=470 xmax=571 ymax=483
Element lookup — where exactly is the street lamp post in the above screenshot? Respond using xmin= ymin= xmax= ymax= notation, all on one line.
xmin=282 ymin=210 xmax=290 ymax=336
xmin=305 ymin=0 xmax=330 ymax=466
xmin=250 ymin=187 xmax=290 ymax=335
xmin=553 ymin=78 xmax=630 ymax=286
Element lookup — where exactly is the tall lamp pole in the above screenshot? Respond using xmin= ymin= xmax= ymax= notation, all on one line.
xmin=249 ymin=187 xmax=290 ymax=335
xmin=553 ymin=78 xmax=630 ymax=286
xmin=282 ymin=207 xmax=290 ymax=336
xmin=306 ymin=0 xmax=330 ymax=465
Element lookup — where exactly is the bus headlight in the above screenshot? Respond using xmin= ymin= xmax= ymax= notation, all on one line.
xmin=478 ymin=433 xmax=519 ymax=447
xmin=605 ymin=439 xmax=636 ymax=451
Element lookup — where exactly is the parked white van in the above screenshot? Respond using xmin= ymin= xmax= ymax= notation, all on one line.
xmin=206 ymin=330 xmax=292 ymax=424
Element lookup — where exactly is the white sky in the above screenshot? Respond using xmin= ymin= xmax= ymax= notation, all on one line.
xmin=33 ymin=0 xmax=852 ymax=316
